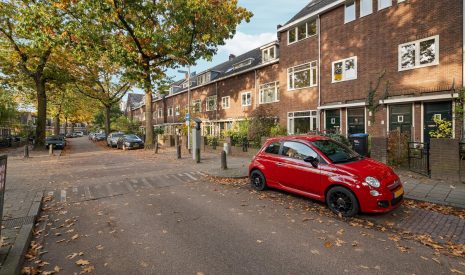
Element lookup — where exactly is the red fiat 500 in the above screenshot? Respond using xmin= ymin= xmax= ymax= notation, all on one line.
xmin=249 ymin=136 xmax=404 ymax=217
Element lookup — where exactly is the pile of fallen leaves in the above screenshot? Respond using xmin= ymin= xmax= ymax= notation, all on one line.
xmin=207 ymin=176 xmax=248 ymax=186
xmin=403 ymin=199 xmax=465 ymax=219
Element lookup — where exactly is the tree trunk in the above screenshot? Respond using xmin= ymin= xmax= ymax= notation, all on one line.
xmin=64 ymin=118 xmax=68 ymax=135
xmin=54 ymin=115 xmax=60 ymax=135
xmin=104 ymin=105 xmax=111 ymax=136
xmin=143 ymin=63 xmax=154 ymax=149
xmin=35 ymin=78 xmax=47 ymax=147
xmin=70 ymin=123 xmax=75 ymax=134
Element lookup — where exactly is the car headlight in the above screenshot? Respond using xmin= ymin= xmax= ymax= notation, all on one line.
xmin=365 ymin=176 xmax=380 ymax=188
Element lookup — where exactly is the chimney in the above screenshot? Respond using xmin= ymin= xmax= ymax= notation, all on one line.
xmin=277 ymin=24 xmax=282 ymax=29
xmin=229 ymin=54 xmax=236 ymax=61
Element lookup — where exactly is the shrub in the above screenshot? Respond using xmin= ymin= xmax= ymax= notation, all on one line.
xmin=270 ymin=124 xmax=287 ymax=137
xmin=223 ymin=120 xmax=249 ymax=145
xmin=207 ymin=135 xmax=218 ymax=146
xmin=320 ymin=132 xmax=350 ymax=146
xmin=429 ymin=117 xmax=452 ymax=138
xmin=248 ymin=105 xmax=277 ymax=145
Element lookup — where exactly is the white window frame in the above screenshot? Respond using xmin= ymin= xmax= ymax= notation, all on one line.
xmin=287 ymin=61 xmax=318 ymax=90
xmin=167 ymin=107 xmax=173 ymax=117
xmin=232 ymin=58 xmax=253 ymax=70
xmin=398 ymin=35 xmax=439 ymax=71
xmin=259 ymin=81 xmax=280 ymax=104
xmin=378 ymin=0 xmax=392 ymax=10
xmin=222 ymin=96 xmax=230 ymax=109
xmin=206 ymin=96 xmax=217 ymax=111
xmin=241 ymin=92 xmax=252 ymax=107
xmin=192 ymin=99 xmax=201 ymax=113
xmin=197 ymin=73 xmax=211 ymax=85
xmin=360 ymin=0 xmax=373 ymax=17
xmin=331 ymin=56 xmax=358 ymax=83
xmin=344 ymin=1 xmax=356 ymax=24
xmin=287 ymin=19 xmax=317 ymax=45
xmin=262 ymin=46 xmax=277 ymax=63
xmin=157 ymin=109 xmax=163 ymax=118
xmin=175 ymin=106 xmax=180 ymax=116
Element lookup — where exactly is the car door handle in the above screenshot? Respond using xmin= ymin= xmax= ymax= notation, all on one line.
xmin=276 ymin=163 xmax=284 ymax=166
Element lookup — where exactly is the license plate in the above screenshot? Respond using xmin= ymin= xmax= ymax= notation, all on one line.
xmin=133 ymin=144 xmax=139 ymax=148
xmin=394 ymin=186 xmax=404 ymax=198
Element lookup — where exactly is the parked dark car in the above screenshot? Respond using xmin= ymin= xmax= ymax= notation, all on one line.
xmin=94 ymin=133 xmax=106 ymax=141
xmin=116 ymin=134 xmax=144 ymax=150
xmin=107 ymin=132 xmax=124 ymax=147
xmin=45 ymin=135 xmax=66 ymax=149
xmin=249 ymin=135 xmax=404 ymax=217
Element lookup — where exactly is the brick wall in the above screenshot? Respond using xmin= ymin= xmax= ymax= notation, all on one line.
xmin=371 ymin=137 xmax=388 ymax=164
xmin=430 ymin=138 xmax=460 ymax=182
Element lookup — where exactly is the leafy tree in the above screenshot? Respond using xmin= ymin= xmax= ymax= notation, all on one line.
xmin=248 ymin=105 xmax=278 ymax=145
xmin=0 ymin=85 xmax=18 ymax=126
xmin=0 ymin=1 xmax=68 ymax=146
xmin=92 ymin=105 xmax=123 ymax=132
xmin=65 ymin=0 xmax=252 ymax=148
xmin=113 ymin=115 xmax=140 ymax=134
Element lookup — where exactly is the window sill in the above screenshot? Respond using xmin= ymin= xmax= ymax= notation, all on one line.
xmin=287 ymin=33 xmax=317 ymax=46
xmin=398 ymin=62 xmax=439 ymax=72
xmin=331 ymin=78 xmax=357 ymax=84
xmin=287 ymin=85 xmax=317 ymax=92
xmin=377 ymin=5 xmax=392 ymax=11
xmin=259 ymin=100 xmax=280 ymax=105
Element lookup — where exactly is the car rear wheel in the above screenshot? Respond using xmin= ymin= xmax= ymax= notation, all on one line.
xmin=250 ymin=170 xmax=267 ymax=191
xmin=326 ymin=186 xmax=359 ymax=217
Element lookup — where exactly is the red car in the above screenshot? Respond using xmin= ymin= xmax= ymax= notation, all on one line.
xmin=249 ymin=136 xmax=404 ymax=217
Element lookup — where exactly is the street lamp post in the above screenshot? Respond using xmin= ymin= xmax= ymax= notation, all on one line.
xmin=178 ymin=66 xmax=191 ymax=153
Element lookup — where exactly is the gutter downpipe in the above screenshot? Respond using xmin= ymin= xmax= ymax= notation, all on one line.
xmin=318 ymin=14 xmax=322 ymax=131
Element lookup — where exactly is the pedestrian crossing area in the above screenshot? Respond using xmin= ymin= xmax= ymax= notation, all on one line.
xmin=48 ymin=171 xmax=207 ymax=203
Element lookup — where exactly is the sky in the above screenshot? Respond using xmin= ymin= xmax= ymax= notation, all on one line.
xmin=160 ymin=0 xmax=310 ymax=88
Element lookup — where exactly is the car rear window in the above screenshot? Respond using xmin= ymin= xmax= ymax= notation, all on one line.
xmin=264 ymin=142 xmax=280 ymax=154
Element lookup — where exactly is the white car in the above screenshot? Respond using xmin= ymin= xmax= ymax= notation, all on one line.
xmin=74 ymin=131 xmax=84 ymax=137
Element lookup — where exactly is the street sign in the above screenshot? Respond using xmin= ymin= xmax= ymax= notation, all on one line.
xmin=0 ymin=155 xmax=7 ymax=237
xmin=185 ymin=113 xmax=190 ymax=121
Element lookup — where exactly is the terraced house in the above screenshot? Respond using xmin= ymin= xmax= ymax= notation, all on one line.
xmin=131 ymin=0 xmax=464 ymax=143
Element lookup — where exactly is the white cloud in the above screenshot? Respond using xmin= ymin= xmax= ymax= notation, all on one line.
xmin=219 ymin=32 xmax=277 ymax=55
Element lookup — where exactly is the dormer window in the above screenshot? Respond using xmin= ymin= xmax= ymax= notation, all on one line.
xmin=197 ymin=73 xmax=211 ymax=85
xmin=232 ymin=58 xmax=253 ymax=70
xmin=262 ymin=46 xmax=277 ymax=63
xmin=288 ymin=19 xmax=317 ymax=45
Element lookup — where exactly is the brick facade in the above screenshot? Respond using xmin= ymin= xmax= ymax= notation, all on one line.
xmin=130 ymin=0 xmax=463 ymax=144
xmin=430 ymin=138 xmax=460 ymax=182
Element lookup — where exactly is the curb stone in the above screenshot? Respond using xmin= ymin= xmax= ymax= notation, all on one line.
xmin=0 ymin=191 xmax=43 ymax=275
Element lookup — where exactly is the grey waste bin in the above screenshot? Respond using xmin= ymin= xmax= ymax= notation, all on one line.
xmin=349 ymin=133 xmax=369 ymax=156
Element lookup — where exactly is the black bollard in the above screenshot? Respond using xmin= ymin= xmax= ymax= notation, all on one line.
xmin=24 ymin=145 xmax=29 ymax=158
xmin=196 ymin=148 xmax=200 ymax=163
xmin=221 ymin=150 xmax=227 ymax=170
xmin=175 ymin=135 xmax=181 ymax=159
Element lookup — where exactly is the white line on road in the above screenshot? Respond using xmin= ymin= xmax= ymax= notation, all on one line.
xmin=73 ymin=187 xmax=78 ymax=193
xmin=184 ymin=173 xmax=197 ymax=181
xmin=141 ymin=178 xmax=152 ymax=188
xmin=60 ymin=190 xmax=67 ymax=202
xmin=124 ymin=182 xmax=135 ymax=192
xmin=84 ymin=186 xmax=93 ymax=199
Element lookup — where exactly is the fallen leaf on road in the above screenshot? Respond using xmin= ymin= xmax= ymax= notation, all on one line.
xmin=432 ymin=258 xmax=441 ymax=265
xmin=336 ymin=229 xmax=344 ymax=235
xmin=256 ymin=240 xmax=263 ymax=243
xmin=75 ymin=259 xmax=90 ymax=266
xmin=80 ymin=265 xmax=95 ymax=274
xmin=324 ymin=241 xmax=332 ymax=248
xmin=42 ymin=271 xmax=55 ymax=275
xmin=359 ymin=265 xmax=369 ymax=269
xmin=420 ymin=256 xmax=428 ymax=261
xmin=140 ymin=261 xmax=148 ymax=267
xmin=96 ymin=245 xmax=104 ymax=250
xmin=310 ymin=249 xmax=320 ymax=255
xmin=335 ymin=239 xmax=346 ymax=247
xmin=197 ymin=272 xmax=204 ymax=275
xmin=71 ymin=234 xmax=79 ymax=240
xmin=451 ymin=269 xmax=464 ymax=274
xmin=54 ymin=266 xmax=61 ymax=272
xmin=56 ymin=239 xmax=66 ymax=243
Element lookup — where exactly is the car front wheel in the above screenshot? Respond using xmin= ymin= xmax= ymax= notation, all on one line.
xmin=250 ymin=170 xmax=267 ymax=191
xmin=326 ymin=186 xmax=359 ymax=217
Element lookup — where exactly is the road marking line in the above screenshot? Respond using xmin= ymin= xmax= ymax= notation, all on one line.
xmin=163 ymin=175 xmax=170 ymax=179
xmin=60 ymin=190 xmax=67 ymax=202
xmin=184 ymin=173 xmax=197 ymax=181
xmin=124 ymin=182 xmax=135 ymax=192
xmin=72 ymin=187 xmax=78 ymax=193
xmin=196 ymin=171 xmax=207 ymax=176
xmin=84 ymin=186 xmax=93 ymax=199
xmin=141 ymin=178 xmax=152 ymax=188
xmin=170 ymin=174 xmax=184 ymax=184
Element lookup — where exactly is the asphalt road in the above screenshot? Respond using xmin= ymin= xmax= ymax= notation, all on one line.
xmin=18 ymin=137 xmax=465 ymax=274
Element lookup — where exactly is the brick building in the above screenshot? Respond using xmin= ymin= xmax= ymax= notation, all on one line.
xmin=131 ymin=0 xmax=464 ymax=143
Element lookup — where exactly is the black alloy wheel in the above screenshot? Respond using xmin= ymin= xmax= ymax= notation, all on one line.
xmin=250 ymin=170 xmax=267 ymax=191
xmin=326 ymin=186 xmax=359 ymax=217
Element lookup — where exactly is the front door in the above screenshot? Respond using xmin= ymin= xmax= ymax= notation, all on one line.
xmin=389 ymin=104 xmax=412 ymax=135
xmin=423 ymin=101 xmax=452 ymax=143
xmin=276 ymin=141 xmax=320 ymax=195
xmin=325 ymin=109 xmax=340 ymax=132
xmin=347 ymin=108 xmax=365 ymax=135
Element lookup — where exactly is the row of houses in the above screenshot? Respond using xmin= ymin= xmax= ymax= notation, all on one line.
xmin=129 ymin=0 xmax=464 ymax=144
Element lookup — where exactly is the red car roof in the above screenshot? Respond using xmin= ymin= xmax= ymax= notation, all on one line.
xmin=264 ymin=135 xmax=331 ymax=144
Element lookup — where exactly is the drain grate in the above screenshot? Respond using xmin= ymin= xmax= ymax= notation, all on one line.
xmin=2 ymin=216 xmax=36 ymax=229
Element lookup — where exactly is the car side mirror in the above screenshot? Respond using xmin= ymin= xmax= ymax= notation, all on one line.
xmin=304 ymin=156 xmax=319 ymax=168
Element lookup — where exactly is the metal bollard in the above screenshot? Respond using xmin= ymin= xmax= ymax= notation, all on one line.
xmin=24 ymin=145 xmax=29 ymax=158
xmin=196 ymin=148 xmax=200 ymax=163
xmin=221 ymin=150 xmax=227 ymax=170
xmin=49 ymin=145 xmax=53 ymax=156
xmin=154 ymin=141 xmax=159 ymax=154
xmin=175 ymin=135 xmax=181 ymax=159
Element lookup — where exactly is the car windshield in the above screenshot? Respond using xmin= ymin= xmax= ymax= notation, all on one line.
xmin=312 ymin=139 xmax=361 ymax=164
xmin=46 ymin=136 xmax=61 ymax=141
xmin=124 ymin=135 xmax=140 ymax=140
xmin=112 ymin=133 xmax=124 ymax=138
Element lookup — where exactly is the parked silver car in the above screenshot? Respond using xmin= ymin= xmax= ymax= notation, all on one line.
xmin=106 ymin=132 xmax=124 ymax=148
